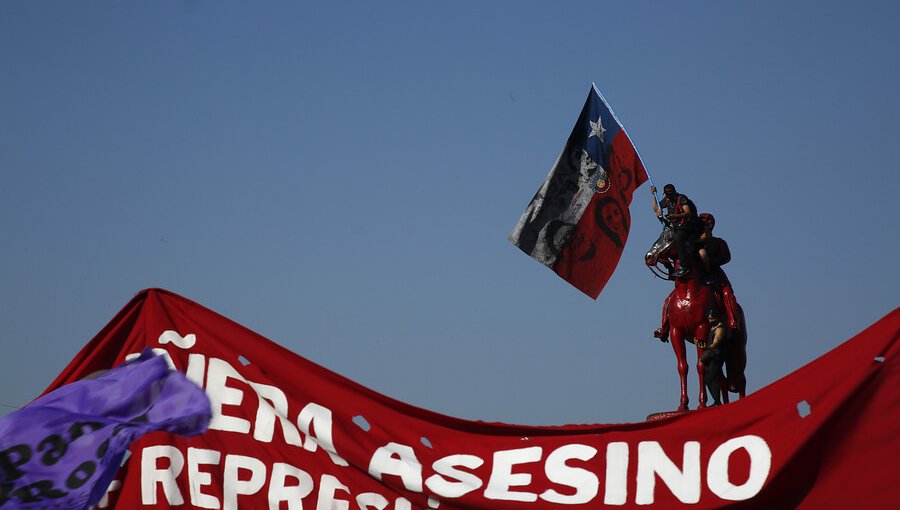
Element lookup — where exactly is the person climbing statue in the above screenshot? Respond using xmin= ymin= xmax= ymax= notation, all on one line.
xmin=698 ymin=307 xmax=729 ymax=406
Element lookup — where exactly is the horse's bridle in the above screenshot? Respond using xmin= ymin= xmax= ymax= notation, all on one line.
xmin=648 ymin=218 xmax=676 ymax=280
xmin=649 ymin=262 xmax=674 ymax=281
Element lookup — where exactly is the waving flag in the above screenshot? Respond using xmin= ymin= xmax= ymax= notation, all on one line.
xmin=510 ymin=85 xmax=648 ymax=298
xmin=0 ymin=350 xmax=210 ymax=510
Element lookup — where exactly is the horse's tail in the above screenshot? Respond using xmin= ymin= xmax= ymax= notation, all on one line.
xmin=726 ymin=305 xmax=748 ymax=397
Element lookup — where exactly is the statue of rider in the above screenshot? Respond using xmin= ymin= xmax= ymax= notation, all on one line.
xmin=651 ymin=210 xmax=741 ymax=341
xmin=650 ymin=184 xmax=699 ymax=278
xmin=697 ymin=212 xmax=741 ymax=332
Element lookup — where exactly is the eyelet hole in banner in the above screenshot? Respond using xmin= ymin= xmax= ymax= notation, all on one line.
xmin=796 ymin=400 xmax=812 ymax=418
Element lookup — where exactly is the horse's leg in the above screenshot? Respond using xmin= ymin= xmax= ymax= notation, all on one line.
xmin=670 ymin=328 xmax=689 ymax=411
xmin=661 ymin=293 xmax=671 ymax=335
xmin=719 ymin=356 xmax=730 ymax=404
xmin=736 ymin=340 xmax=747 ymax=398
xmin=722 ymin=285 xmax=740 ymax=331
xmin=726 ymin=306 xmax=748 ymax=398
xmin=726 ymin=345 xmax=747 ymax=398
xmin=654 ymin=293 xmax=672 ymax=341
xmin=693 ymin=322 xmax=711 ymax=409
xmin=696 ymin=343 xmax=707 ymax=409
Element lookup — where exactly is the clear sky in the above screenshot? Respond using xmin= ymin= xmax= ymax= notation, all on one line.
xmin=2 ymin=1 xmax=898 ymax=425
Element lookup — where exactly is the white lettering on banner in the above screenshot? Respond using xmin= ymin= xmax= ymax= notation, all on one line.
xmin=141 ymin=445 xmax=184 ymax=505
xmin=425 ymin=454 xmax=484 ymax=498
xmin=484 ymin=446 xmax=542 ymax=502
xmin=298 ymin=403 xmax=348 ymax=466
xmin=140 ymin=447 xmax=415 ymax=510
xmin=187 ymin=447 xmax=221 ymax=509
xmin=138 ymin=340 xmax=347 ymax=467
xmin=316 ymin=474 xmax=351 ymax=510
xmin=203 ymin=355 xmax=346 ymax=465
xmin=707 ymin=435 xmax=772 ymax=500
xmin=269 ymin=462 xmax=315 ymax=510
xmin=159 ymin=330 xmax=197 ymax=349
xmin=206 ymin=357 xmax=252 ymax=434
xmin=356 ymin=492 xmax=390 ymax=510
xmin=368 ymin=443 xmax=424 ymax=492
xmin=250 ymin=381 xmax=303 ymax=446
xmin=223 ymin=454 xmax=266 ymax=510
xmin=604 ymin=442 xmax=629 ymax=505
xmin=138 ymin=334 xmax=774 ymax=507
xmin=185 ymin=353 xmax=206 ymax=388
xmin=139 ymin=436 xmax=773 ymax=507
xmin=636 ymin=441 xmax=701 ymax=504
xmin=540 ymin=444 xmax=598 ymax=504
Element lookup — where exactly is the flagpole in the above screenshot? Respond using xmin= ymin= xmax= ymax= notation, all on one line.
xmin=591 ymin=82 xmax=662 ymax=212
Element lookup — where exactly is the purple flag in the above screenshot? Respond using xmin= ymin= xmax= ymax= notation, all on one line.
xmin=0 ymin=350 xmax=210 ymax=509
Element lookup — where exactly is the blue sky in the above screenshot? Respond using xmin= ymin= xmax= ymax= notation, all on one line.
xmin=1 ymin=1 xmax=898 ymax=424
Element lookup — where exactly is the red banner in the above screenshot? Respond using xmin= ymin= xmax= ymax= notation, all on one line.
xmin=43 ymin=290 xmax=899 ymax=509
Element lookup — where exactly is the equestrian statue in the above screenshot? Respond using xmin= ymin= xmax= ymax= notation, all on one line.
xmin=646 ymin=184 xmax=748 ymax=412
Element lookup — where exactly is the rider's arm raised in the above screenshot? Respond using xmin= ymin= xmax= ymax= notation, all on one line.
xmin=650 ymin=186 xmax=663 ymax=218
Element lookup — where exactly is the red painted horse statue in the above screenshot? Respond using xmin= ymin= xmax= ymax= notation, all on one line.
xmin=645 ymin=221 xmax=748 ymax=411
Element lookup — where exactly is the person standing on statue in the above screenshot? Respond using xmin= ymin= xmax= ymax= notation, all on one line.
xmin=651 ymin=184 xmax=698 ymax=277
xmin=699 ymin=307 xmax=729 ymax=406
xmin=697 ymin=212 xmax=741 ymax=332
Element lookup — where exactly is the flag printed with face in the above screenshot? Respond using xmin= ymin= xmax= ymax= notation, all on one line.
xmin=509 ymin=85 xmax=648 ymax=298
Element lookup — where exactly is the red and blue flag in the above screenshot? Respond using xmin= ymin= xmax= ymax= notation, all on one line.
xmin=509 ymin=85 xmax=648 ymax=298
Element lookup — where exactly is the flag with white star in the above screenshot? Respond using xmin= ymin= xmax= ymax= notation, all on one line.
xmin=509 ymin=84 xmax=648 ymax=298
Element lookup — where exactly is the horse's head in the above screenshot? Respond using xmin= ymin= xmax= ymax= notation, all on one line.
xmin=645 ymin=221 xmax=677 ymax=278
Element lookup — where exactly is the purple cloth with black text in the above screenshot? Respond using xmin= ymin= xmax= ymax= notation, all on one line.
xmin=0 ymin=350 xmax=210 ymax=509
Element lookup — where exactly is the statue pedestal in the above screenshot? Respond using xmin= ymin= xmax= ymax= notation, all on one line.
xmin=646 ymin=409 xmax=690 ymax=421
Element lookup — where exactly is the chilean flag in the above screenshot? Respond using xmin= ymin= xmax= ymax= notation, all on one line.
xmin=509 ymin=85 xmax=648 ymax=298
